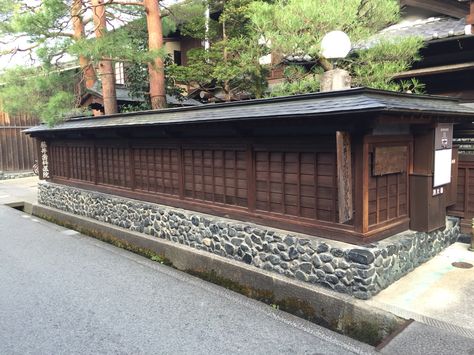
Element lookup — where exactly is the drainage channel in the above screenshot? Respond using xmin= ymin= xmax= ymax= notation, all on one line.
xmin=6 ymin=202 xmax=26 ymax=211
xmin=6 ymin=201 xmax=410 ymax=349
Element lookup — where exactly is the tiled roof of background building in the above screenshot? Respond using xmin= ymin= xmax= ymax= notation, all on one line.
xmin=379 ymin=16 xmax=469 ymax=41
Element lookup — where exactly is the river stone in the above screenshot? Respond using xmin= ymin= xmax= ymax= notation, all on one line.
xmin=317 ymin=243 xmax=329 ymax=253
xmin=251 ymin=234 xmax=262 ymax=245
xmin=347 ymin=249 xmax=375 ymax=265
xmin=326 ymin=275 xmax=339 ymax=285
xmin=312 ymin=254 xmax=322 ymax=268
xmin=288 ymin=247 xmax=299 ymax=260
xmin=242 ymin=253 xmax=253 ymax=264
xmin=262 ymin=262 xmax=273 ymax=271
xmin=268 ymin=255 xmax=281 ymax=265
xmin=300 ymin=254 xmax=311 ymax=262
xmin=300 ymin=262 xmax=313 ymax=274
xmin=231 ymin=238 xmax=243 ymax=246
xmin=322 ymin=263 xmax=334 ymax=274
xmin=319 ymin=253 xmax=333 ymax=263
xmin=277 ymin=243 xmax=288 ymax=251
xmin=295 ymin=270 xmax=308 ymax=282
xmin=224 ymin=243 xmax=235 ymax=255
xmin=330 ymin=248 xmax=344 ymax=257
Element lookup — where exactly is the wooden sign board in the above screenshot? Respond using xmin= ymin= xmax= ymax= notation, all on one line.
xmin=433 ymin=148 xmax=452 ymax=187
xmin=373 ymin=146 xmax=407 ymax=176
xmin=336 ymin=131 xmax=353 ymax=224
xmin=434 ymin=123 xmax=453 ymax=150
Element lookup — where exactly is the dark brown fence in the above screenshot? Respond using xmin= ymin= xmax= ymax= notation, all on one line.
xmin=0 ymin=112 xmax=39 ymax=172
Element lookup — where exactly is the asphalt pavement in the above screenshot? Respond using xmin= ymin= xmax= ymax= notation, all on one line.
xmin=0 ymin=204 xmax=374 ymax=355
xmin=2 ymin=177 xmax=474 ymax=354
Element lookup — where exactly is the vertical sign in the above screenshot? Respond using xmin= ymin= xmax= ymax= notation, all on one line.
xmin=40 ymin=141 xmax=50 ymax=179
xmin=336 ymin=131 xmax=353 ymax=223
xmin=433 ymin=124 xmax=453 ymax=188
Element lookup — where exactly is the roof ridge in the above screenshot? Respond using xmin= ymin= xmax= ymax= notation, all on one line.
xmin=381 ymin=16 xmax=462 ymax=32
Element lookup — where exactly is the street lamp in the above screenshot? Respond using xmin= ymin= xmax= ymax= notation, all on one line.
xmin=321 ymin=31 xmax=352 ymax=61
xmin=320 ymin=32 xmax=353 ymax=224
xmin=320 ymin=31 xmax=352 ymax=92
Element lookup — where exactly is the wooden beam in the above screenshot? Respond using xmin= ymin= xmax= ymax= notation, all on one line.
xmin=401 ymin=0 xmax=469 ymax=19
xmin=395 ymin=62 xmax=474 ymax=79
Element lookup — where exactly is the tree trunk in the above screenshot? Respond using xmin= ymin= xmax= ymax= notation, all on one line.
xmin=222 ymin=7 xmax=231 ymax=102
xmin=91 ymin=0 xmax=118 ymax=115
xmin=71 ymin=0 xmax=96 ymax=90
xmin=144 ymin=0 xmax=166 ymax=109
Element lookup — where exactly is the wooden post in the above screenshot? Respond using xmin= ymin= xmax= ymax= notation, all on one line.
xmin=468 ymin=1 xmax=474 ymax=34
xmin=320 ymin=69 xmax=351 ymax=92
xmin=321 ymin=68 xmax=353 ymax=223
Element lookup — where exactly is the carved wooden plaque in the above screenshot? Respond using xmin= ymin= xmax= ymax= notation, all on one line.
xmin=373 ymin=146 xmax=407 ymax=176
xmin=336 ymin=131 xmax=353 ymax=224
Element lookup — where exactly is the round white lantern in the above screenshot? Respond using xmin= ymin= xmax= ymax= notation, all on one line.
xmin=321 ymin=31 xmax=352 ymax=59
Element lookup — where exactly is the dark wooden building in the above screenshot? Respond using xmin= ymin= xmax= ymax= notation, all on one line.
xmin=26 ymin=88 xmax=474 ymax=243
xmin=378 ymin=2 xmax=474 ymax=232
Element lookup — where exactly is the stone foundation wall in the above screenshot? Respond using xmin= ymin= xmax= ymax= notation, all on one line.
xmin=38 ymin=182 xmax=460 ymax=299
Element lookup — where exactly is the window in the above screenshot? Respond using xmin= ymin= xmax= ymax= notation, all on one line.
xmin=115 ymin=62 xmax=125 ymax=85
xmin=173 ymin=50 xmax=182 ymax=66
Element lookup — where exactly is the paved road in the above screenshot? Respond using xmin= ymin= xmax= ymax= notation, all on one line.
xmin=0 ymin=205 xmax=374 ymax=355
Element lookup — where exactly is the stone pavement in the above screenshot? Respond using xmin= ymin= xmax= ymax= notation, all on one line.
xmin=0 ymin=176 xmax=38 ymax=205
xmin=379 ymin=321 xmax=474 ymax=355
xmin=369 ymin=242 xmax=474 ymax=338
xmin=1 ymin=177 xmax=474 ymax=353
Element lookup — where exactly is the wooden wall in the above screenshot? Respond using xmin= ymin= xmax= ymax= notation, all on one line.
xmin=42 ymin=130 xmax=418 ymax=242
xmin=358 ymin=135 xmax=412 ymax=236
xmin=0 ymin=112 xmax=39 ymax=172
xmin=367 ymin=146 xmax=410 ymax=228
xmin=47 ymin=137 xmax=351 ymax=240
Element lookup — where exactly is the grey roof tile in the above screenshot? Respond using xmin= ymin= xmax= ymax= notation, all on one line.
xmin=87 ymin=82 xmax=202 ymax=107
xmin=25 ymin=88 xmax=474 ymax=135
xmin=378 ymin=16 xmax=469 ymax=42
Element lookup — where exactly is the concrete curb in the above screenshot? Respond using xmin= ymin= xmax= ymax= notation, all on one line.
xmin=28 ymin=202 xmax=406 ymax=345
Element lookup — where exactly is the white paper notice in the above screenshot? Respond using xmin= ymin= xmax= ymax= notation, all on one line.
xmin=433 ymin=149 xmax=452 ymax=188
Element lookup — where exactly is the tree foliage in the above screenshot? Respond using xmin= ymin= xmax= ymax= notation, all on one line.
xmin=248 ymin=0 xmax=424 ymax=95
xmin=0 ymin=0 xmax=174 ymax=122
xmin=349 ymin=36 xmax=425 ymax=92
xmin=166 ymin=0 xmax=271 ymax=100
xmin=0 ymin=66 xmax=85 ymax=126
xmin=0 ymin=0 xmax=427 ymax=124
xmin=0 ymin=0 xmax=87 ymax=125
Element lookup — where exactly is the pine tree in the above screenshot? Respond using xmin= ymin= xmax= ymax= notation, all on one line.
xmin=249 ymin=0 xmax=425 ymax=95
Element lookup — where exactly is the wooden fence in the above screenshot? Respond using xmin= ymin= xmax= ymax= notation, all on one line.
xmin=0 ymin=112 xmax=39 ymax=172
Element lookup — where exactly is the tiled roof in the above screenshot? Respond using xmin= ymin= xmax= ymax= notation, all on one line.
xmin=25 ymin=88 xmax=474 ymax=135
xmin=379 ymin=16 xmax=469 ymax=42
xmin=87 ymin=82 xmax=202 ymax=107
xmin=286 ymin=16 xmax=471 ymax=63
